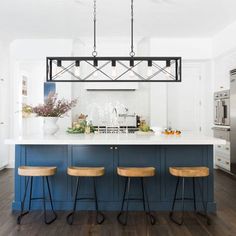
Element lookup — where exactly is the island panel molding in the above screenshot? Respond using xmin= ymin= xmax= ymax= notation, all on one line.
xmin=13 ymin=144 xmax=215 ymax=212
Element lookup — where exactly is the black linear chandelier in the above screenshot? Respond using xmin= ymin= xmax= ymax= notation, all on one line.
xmin=46 ymin=0 xmax=181 ymax=82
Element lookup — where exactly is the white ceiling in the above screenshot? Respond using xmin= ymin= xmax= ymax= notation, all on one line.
xmin=0 ymin=0 xmax=236 ymax=39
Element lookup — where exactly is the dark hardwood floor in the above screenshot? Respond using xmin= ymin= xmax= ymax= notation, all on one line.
xmin=1 ymin=169 xmax=236 ymax=236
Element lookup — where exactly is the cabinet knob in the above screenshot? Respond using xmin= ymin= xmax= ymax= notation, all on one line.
xmin=0 ymin=122 xmax=4 ymax=125
xmin=115 ymin=147 xmax=118 ymax=150
xmin=110 ymin=147 xmax=113 ymax=150
xmin=226 ymin=161 xmax=230 ymax=165
xmin=217 ymin=158 xmax=221 ymax=161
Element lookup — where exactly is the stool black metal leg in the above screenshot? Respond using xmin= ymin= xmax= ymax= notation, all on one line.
xmin=170 ymin=177 xmax=185 ymax=225
xmin=117 ymin=177 xmax=130 ymax=225
xmin=67 ymin=177 xmax=80 ymax=225
xmin=193 ymin=177 xmax=197 ymax=212
xmin=42 ymin=176 xmax=47 ymax=224
xmin=141 ymin=178 xmax=146 ymax=211
xmin=45 ymin=176 xmax=57 ymax=224
xmin=124 ymin=177 xmax=131 ymax=225
xmin=17 ymin=176 xmax=30 ymax=224
xmin=93 ymin=177 xmax=105 ymax=224
xmin=29 ymin=177 xmax=33 ymax=211
xmin=169 ymin=177 xmax=180 ymax=221
xmin=141 ymin=178 xmax=156 ymax=225
xmin=181 ymin=177 xmax=185 ymax=224
xmin=117 ymin=177 xmax=128 ymax=225
xmin=197 ymin=178 xmax=211 ymax=225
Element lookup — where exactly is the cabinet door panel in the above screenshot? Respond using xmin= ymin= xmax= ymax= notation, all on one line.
xmin=25 ymin=145 xmax=68 ymax=201
xmin=164 ymin=145 xmax=211 ymax=202
xmin=117 ymin=146 xmax=161 ymax=201
xmin=71 ymin=146 xmax=113 ymax=201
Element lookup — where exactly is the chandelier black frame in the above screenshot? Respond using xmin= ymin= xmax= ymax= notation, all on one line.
xmin=46 ymin=0 xmax=182 ymax=83
xmin=46 ymin=56 xmax=181 ymax=82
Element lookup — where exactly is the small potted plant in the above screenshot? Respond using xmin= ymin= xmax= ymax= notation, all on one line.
xmin=32 ymin=94 xmax=77 ymax=135
xmin=22 ymin=104 xmax=33 ymax=118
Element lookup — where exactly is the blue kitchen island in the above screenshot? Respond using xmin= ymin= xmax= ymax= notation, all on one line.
xmin=6 ymin=133 xmax=225 ymax=212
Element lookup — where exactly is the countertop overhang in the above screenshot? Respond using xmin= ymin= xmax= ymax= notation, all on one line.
xmin=5 ymin=133 xmax=226 ymax=145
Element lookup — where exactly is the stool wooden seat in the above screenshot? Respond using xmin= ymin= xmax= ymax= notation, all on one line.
xmin=67 ymin=167 xmax=105 ymax=177
xmin=169 ymin=167 xmax=209 ymax=178
xmin=117 ymin=167 xmax=155 ymax=177
xmin=18 ymin=166 xmax=57 ymax=177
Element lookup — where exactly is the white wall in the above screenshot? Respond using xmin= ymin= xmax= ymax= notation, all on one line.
xmin=150 ymin=38 xmax=212 ymax=60
xmin=213 ymin=20 xmax=236 ymax=58
xmin=0 ymin=40 xmax=11 ymax=167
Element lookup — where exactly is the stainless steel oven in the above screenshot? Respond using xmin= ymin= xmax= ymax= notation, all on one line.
xmin=214 ymin=90 xmax=230 ymax=126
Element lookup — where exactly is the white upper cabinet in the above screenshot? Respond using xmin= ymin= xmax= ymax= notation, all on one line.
xmin=214 ymin=51 xmax=236 ymax=91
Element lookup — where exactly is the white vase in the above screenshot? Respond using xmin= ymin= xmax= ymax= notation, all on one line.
xmin=43 ymin=117 xmax=59 ymax=135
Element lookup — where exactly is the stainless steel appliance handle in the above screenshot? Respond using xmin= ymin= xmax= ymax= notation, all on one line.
xmin=219 ymin=100 xmax=224 ymax=125
xmin=212 ymin=127 xmax=230 ymax=131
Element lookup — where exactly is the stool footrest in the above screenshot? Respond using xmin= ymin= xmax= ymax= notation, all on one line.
xmin=169 ymin=176 xmax=210 ymax=226
xmin=67 ymin=176 xmax=105 ymax=225
xmin=17 ymin=176 xmax=57 ymax=225
xmin=123 ymin=197 xmax=144 ymax=201
xmin=75 ymin=197 xmax=96 ymax=201
xmin=117 ymin=177 xmax=156 ymax=226
xmin=174 ymin=197 xmax=194 ymax=201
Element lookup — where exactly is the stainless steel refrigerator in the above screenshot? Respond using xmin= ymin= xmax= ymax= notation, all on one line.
xmin=230 ymin=69 xmax=236 ymax=174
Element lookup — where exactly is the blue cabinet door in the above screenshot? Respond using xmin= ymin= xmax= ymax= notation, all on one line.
xmin=163 ymin=145 xmax=213 ymax=202
xmin=17 ymin=145 xmax=68 ymax=205
xmin=116 ymin=146 xmax=161 ymax=204
xmin=70 ymin=145 xmax=114 ymax=202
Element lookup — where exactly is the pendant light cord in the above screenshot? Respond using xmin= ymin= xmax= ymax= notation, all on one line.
xmin=92 ymin=0 xmax=97 ymax=57
xmin=130 ymin=0 xmax=135 ymax=57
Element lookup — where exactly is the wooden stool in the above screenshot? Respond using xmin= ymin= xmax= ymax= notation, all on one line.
xmin=117 ymin=167 xmax=156 ymax=225
xmin=17 ymin=166 xmax=57 ymax=225
xmin=169 ymin=166 xmax=210 ymax=225
xmin=66 ymin=167 xmax=105 ymax=225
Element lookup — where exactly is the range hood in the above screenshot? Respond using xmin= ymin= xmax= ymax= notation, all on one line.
xmin=84 ymin=82 xmax=139 ymax=91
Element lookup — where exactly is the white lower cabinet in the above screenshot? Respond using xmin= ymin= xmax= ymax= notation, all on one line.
xmin=215 ymin=142 xmax=230 ymax=172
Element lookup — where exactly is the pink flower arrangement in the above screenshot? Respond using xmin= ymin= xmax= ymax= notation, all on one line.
xmin=32 ymin=94 xmax=77 ymax=117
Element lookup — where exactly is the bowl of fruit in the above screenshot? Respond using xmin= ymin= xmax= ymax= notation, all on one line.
xmin=162 ymin=128 xmax=181 ymax=136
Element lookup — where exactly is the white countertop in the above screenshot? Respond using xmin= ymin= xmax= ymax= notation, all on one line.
xmin=5 ymin=133 xmax=226 ymax=145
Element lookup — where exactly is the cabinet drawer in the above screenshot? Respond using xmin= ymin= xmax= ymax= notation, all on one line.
xmin=215 ymin=142 xmax=230 ymax=156
xmin=213 ymin=129 xmax=230 ymax=141
xmin=215 ymin=155 xmax=231 ymax=171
